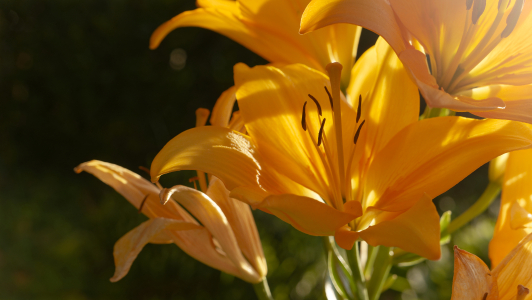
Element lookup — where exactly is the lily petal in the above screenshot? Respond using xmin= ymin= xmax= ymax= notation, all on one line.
xmin=358 ymin=194 xmax=441 ymax=260
xmin=466 ymin=85 xmax=532 ymax=124
xmin=347 ymin=37 xmax=419 ymax=176
xmin=75 ymin=160 xmax=192 ymax=221
xmin=206 ymin=176 xmax=267 ymax=278
xmin=398 ymin=48 xmax=506 ymax=111
xmin=111 ymin=217 xmax=202 ymax=282
xmin=365 ymin=117 xmax=532 ymax=212
xmin=255 ymin=193 xmax=360 ymax=236
xmin=162 ymin=185 xmax=261 ymax=283
xmin=150 ymin=0 xmax=361 ymax=83
xmin=492 ymin=232 xmax=532 ymax=300
xmin=490 ymin=149 xmax=532 ymax=267
xmin=300 ymin=0 xmax=406 ymax=54
xmin=450 ymin=246 xmax=498 ymax=300
xmin=150 ymin=126 xmax=263 ymax=191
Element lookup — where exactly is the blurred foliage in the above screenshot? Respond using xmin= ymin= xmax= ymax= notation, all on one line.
xmin=0 ymin=0 xmax=498 ymax=299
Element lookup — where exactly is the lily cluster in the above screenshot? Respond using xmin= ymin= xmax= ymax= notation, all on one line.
xmin=78 ymin=0 xmax=532 ymax=299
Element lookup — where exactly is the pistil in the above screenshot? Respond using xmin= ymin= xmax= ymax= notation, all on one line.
xmin=326 ymin=62 xmax=347 ymax=204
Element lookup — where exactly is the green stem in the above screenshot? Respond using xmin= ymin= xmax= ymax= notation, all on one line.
xmin=324 ymin=237 xmax=356 ymax=299
xmin=253 ymin=278 xmax=274 ymax=300
xmin=347 ymin=242 xmax=369 ymax=300
xmin=366 ymin=247 xmax=392 ymax=300
xmin=447 ymin=181 xmax=501 ymax=234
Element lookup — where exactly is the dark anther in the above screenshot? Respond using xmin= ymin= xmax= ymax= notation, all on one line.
xmin=472 ymin=0 xmax=486 ymax=24
xmin=317 ymin=118 xmax=326 ymax=146
xmin=354 ymin=120 xmax=366 ymax=144
xmin=466 ymin=0 xmax=473 ymax=10
xmin=482 ymin=292 xmax=488 ymax=300
xmin=308 ymin=94 xmax=322 ymax=116
xmin=324 ymin=86 xmax=333 ymax=109
xmin=138 ymin=194 xmax=149 ymax=213
xmin=302 ymin=101 xmax=308 ymax=131
xmin=356 ymin=95 xmax=362 ymax=123
xmin=501 ymin=0 xmax=523 ymax=38
xmin=426 ymin=53 xmax=433 ymax=75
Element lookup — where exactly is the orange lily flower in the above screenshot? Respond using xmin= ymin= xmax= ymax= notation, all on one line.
xmin=452 ymin=232 xmax=532 ymax=300
xmin=150 ymin=38 xmax=532 ymax=260
xmin=490 ymin=148 xmax=532 ymax=267
xmin=74 ymin=160 xmax=266 ymax=283
xmin=74 ymin=107 xmax=266 ymax=283
xmin=300 ymin=0 xmax=532 ymax=123
xmin=150 ymin=0 xmax=361 ymax=85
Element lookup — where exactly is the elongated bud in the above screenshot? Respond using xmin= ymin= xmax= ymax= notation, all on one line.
xmin=489 ymin=153 xmax=509 ymax=185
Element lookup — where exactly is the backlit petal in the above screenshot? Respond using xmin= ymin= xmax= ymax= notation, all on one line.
xmin=111 ymin=217 xmax=202 ymax=282
xmin=151 ymin=0 xmax=361 ymax=83
xmin=150 ymin=126 xmax=263 ymax=192
xmin=450 ymin=246 xmax=498 ymax=300
xmin=256 ymin=193 xmax=360 ymax=236
xmin=366 ymin=117 xmax=532 ymax=211
xmin=490 ymin=149 xmax=532 ymax=268
xmin=492 ymin=232 xmax=532 ymax=300
xmin=466 ymin=85 xmax=532 ymax=123
xmin=389 ymin=0 xmax=467 ymax=73
xmin=346 ymin=38 xmax=419 ymax=192
xmin=300 ymin=0 xmax=406 ymax=53
xmin=358 ymin=194 xmax=441 ymax=260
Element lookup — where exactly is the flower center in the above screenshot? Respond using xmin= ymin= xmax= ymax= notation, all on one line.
xmin=436 ymin=0 xmax=524 ymax=93
xmin=300 ymin=63 xmax=366 ymax=211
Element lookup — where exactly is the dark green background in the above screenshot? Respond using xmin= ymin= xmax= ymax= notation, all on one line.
xmin=0 ymin=1 xmax=497 ymax=299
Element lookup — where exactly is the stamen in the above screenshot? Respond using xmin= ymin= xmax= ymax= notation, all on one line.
xmin=472 ymin=0 xmax=486 ymax=24
xmin=317 ymin=118 xmax=326 ymax=146
xmin=517 ymin=285 xmax=529 ymax=300
xmin=324 ymin=86 xmax=333 ymax=109
xmin=356 ymin=95 xmax=362 ymax=123
xmin=466 ymin=0 xmax=473 ymax=10
xmin=354 ymin=120 xmax=366 ymax=144
xmin=138 ymin=166 xmax=151 ymax=176
xmin=501 ymin=0 xmax=524 ymax=38
xmin=301 ymin=101 xmax=308 ymax=131
xmin=308 ymin=94 xmax=322 ymax=116
xmin=482 ymin=293 xmax=488 ymax=300
xmin=426 ymin=53 xmax=433 ymax=75
xmin=138 ymin=194 xmax=149 ymax=213
xmin=189 ymin=176 xmax=199 ymax=190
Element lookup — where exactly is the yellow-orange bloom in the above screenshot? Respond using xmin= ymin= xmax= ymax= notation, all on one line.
xmin=150 ymin=38 xmax=532 ymax=260
xmin=150 ymin=0 xmax=361 ymax=85
xmin=452 ymin=232 xmax=532 ymax=300
xmin=301 ymin=0 xmax=532 ymax=123
xmin=490 ymin=148 xmax=532 ymax=267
